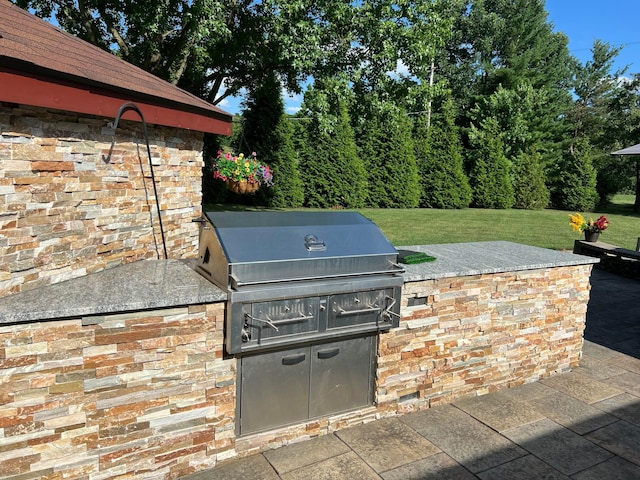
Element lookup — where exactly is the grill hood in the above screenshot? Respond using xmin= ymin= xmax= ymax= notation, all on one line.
xmin=197 ymin=211 xmax=403 ymax=290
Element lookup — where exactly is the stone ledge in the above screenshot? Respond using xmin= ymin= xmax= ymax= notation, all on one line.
xmin=0 ymin=259 xmax=226 ymax=324
xmin=400 ymin=241 xmax=598 ymax=282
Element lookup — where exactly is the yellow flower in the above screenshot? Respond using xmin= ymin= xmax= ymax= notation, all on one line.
xmin=569 ymin=213 xmax=585 ymax=232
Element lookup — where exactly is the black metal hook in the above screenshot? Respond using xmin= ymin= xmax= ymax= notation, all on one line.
xmin=103 ymin=102 xmax=168 ymax=260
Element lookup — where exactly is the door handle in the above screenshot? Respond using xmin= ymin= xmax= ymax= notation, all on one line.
xmin=317 ymin=348 xmax=340 ymax=360
xmin=282 ymin=353 xmax=306 ymax=365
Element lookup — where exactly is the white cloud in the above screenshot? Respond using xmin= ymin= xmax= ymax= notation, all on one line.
xmin=282 ymin=87 xmax=304 ymax=116
xmin=395 ymin=59 xmax=410 ymax=77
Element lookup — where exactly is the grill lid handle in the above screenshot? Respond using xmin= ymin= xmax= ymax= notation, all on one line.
xmin=304 ymin=234 xmax=326 ymax=251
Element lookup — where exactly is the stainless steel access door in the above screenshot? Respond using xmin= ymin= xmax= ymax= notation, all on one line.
xmin=239 ymin=346 xmax=310 ymax=435
xmin=238 ymin=335 xmax=376 ymax=436
xmin=309 ymin=335 xmax=375 ymax=418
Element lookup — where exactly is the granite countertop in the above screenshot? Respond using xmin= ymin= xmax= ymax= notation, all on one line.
xmin=0 ymin=259 xmax=227 ymax=324
xmin=398 ymin=241 xmax=598 ymax=282
xmin=0 ymin=241 xmax=598 ymax=325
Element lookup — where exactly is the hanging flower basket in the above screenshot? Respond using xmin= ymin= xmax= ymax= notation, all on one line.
xmin=226 ymin=179 xmax=260 ymax=195
xmin=212 ymin=150 xmax=273 ymax=195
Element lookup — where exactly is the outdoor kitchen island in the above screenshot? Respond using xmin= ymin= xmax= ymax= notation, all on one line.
xmin=0 ymin=240 xmax=598 ymax=479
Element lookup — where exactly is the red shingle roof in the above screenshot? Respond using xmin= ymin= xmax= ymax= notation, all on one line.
xmin=0 ymin=0 xmax=231 ymax=135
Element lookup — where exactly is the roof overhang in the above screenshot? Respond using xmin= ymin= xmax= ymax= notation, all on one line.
xmin=611 ymin=144 xmax=640 ymax=156
xmin=0 ymin=68 xmax=232 ymax=136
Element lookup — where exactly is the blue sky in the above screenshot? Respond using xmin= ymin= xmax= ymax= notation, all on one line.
xmin=221 ymin=1 xmax=640 ymax=115
xmin=545 ymin=0 xmax=640 ymax=73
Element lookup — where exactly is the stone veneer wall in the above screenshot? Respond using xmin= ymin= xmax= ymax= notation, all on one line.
xmin=0 ymin=264 xmax=592 ymax=478
xmin=0 ymin=302 xmax=233 ymax=479
xmin=377 ymin=265 xmax=591 ymax=414
xmin=0 ymin=103 xmax=205 ymax=298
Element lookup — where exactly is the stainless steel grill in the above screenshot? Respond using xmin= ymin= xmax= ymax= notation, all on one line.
xmin=196 ymin=211 xmax=403 ymax=435
xmin=197 ymin=211 xmax=404 ymax=355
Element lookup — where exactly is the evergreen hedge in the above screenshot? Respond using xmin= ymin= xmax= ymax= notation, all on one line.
xmin=415 ymin=99 xmax=471 ymax=209
xmin=469 ymin=118 xmax=515 ymax=209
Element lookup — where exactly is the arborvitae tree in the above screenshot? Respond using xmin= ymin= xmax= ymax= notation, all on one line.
xmin=469 ymin=117 xmax=514 ymax=208
xmin=550 ymin=137 xmax=599 ymax=211
xmin=299 ymin=81 xmax=367 ymax=208
xmin=512 ymin=147 xmax=549 ymax=209
xmin=240 ymin=73 xmax=304 ymax=207
xmin=356 ymin=106 xmax=420 ymax=208
xmin=414 ymin=99 xmax=471 ymax=208
xmin=270 ymin=119 xmax=304 ymax=207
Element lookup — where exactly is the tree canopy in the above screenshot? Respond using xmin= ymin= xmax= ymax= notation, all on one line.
xmin=15 ymin=0 xmax=640 ymax=211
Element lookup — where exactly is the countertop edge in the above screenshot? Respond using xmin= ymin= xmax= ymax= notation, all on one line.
xmin=398 ymin=241 xmax=599 ymax=282
xmin=0 ymin=242 xmax=599 ymax=325
xmin=0 ymin=259 xmax=227 ymax=325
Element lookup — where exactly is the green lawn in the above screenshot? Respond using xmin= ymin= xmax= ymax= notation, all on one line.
xmin=205 ymin=195 xmax=640 ymax=251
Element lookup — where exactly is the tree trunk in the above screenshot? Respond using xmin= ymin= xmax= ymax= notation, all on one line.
xmin=426 ymin=59 xmax=435 ymax=130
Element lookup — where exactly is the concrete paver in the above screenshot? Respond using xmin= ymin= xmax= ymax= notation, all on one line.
xmin=335 ymin=417 xmax=440 ymax=473
xmin=585 ymin=420 xmax=640 ymax=466
xmin=606 ymin=371 xmax=640 ymax=396
xmin=573 ymin=354 xmax=629 ymax=379
xmin=501 ymin=418 xmax=613 ymax=475
xmin=571 ymin=456 xmax=640 ymax=480
xmin=539 ymin=371 xmax=623 ymax=404
xmin=182 ymin=269 xmax=640 ymax=479
xmin=280 ymin=452 xmax=379 ymax=480
xmin=525 ymin=390 xmax=618 ymax=435
xmin=453 ymin=389 xmax=546 ymax=432
xmin=400 ymin=404 xmax=526 ymax=473
xmin=380 ymin=452 xmax=477 ymax=480
xmin=607 ymin=353 xmax=640 ymax=374
xmin=476 ymin=454 xmax=571 ymax=480
xmin=594 ymin=392 xmax=640 ymax=426
xmin=262 ymin=434 xmax=350 ymax=475
xmin=182 ymin=454 xmax=279 ymax=480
